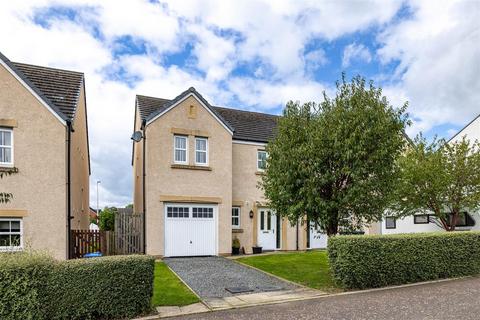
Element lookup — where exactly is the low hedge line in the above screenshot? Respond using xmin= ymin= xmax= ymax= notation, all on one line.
xmin=328 ymin=232 xmax=480 ymax=289
xmin=0 ymin=253 xmax=155 ymax=320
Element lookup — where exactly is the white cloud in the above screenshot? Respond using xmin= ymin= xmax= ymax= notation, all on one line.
xmin=342 ymin=43 xmax=372 ymax=68
xmin=2 ymin=0 xmax=477 ymax=207
xmin=165 ymin=0 xmax=402 ymax=78
xmin=227 ymin=77 xmax=332 ymax=111
xmin=377 ymin=0 xmax=480 ymax=135
xmin=304 ymin=49 xmax=328 ymax=74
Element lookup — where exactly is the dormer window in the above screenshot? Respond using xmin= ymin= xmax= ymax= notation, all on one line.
xmin=0 ymin=128 xmax=13 ymax=167
xmin=257 ymin=150 xmax=267 ymax=171
xmin=174 ymin=135 xmax=188 ymax=164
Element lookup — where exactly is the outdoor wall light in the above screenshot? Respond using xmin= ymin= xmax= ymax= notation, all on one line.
xmin=249 ymin=210 xmax=254 ymax=219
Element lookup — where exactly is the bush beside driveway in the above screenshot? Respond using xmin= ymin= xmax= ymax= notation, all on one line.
xmin=0 ymin=252 xmax=154 ymax=320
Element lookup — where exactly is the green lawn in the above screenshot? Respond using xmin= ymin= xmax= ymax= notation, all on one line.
xmin=152 ymin=262 xmax=200 ymax=307
xmin=237 ymin=250 xmax=341 ymax=292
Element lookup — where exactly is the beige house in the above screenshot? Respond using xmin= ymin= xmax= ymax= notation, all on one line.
xmin=0 ymin=51 xmax=90 ymax=259
xmin=132 ymin=87 xmax=326 ymax=257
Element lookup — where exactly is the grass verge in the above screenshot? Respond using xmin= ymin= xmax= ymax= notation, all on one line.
xmin=237 ymin=250 xmax=341 ymax=292
xmin=152 ymin=262 xmax=200 ymax=307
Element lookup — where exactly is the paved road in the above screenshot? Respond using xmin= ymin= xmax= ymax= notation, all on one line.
xmin=173 ymin=276 xmax=480 ymax=320
xmin=164 ymin=257 xmax=296 ymax=298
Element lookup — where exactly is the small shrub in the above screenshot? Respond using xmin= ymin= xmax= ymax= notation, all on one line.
xmin=0 ymin=253 xmax=155 ymax=320
xmin=328 ymin=232 xmax=480 ymax=289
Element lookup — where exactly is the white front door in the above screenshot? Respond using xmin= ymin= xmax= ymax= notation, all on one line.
xmin=258 ymin=208 xmax=277 ymax=250
xmin=309 ymin=221 xmax=328 ymax=249
xmin=164 ymin=203 xmax=217 ymax=257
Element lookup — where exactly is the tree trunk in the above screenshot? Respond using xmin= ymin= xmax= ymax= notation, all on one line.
xmin=449 ymin=211 xmax=459 ymax=232
xmin=325 ymin=212 xmax=339 ymax=236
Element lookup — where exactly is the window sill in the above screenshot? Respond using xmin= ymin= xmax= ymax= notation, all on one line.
xmin=171 ymin=164 xmax=212 ymax=171
xmin=255 ymin=171 xmax=265 ymax=176
xmin=232 ymin=228 xmax=244 ymax=233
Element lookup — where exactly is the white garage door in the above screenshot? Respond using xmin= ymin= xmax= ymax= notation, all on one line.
xmin=164 ymin=203 xmax=217 ymax=257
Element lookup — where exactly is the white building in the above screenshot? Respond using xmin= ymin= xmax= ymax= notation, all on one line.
xmin=381 ymin=114 xmax=480 ymax=234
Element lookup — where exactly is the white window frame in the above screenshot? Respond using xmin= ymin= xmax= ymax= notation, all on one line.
xmin=173 ymin=135 xmax=188 ymax=164
xmin=232 ymin=207 xmax=241 ymax=229
xmin=257 ymin=150 xmax=267 ymax=171
xmin=0 ymin=128 xmax=14 ymax=167
xmin=0 ymin=218 xmax=23 ymax=251
xmin=195 ymin=137 xmax=208 ymax=166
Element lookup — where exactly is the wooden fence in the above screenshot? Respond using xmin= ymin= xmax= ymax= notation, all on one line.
xmin=70 ymin=230 xmax=103 ymax=259
xmin=70 ymin=212 xmax=144 ymax=259
xmin=114 ymin=211 xmax=144 ymax=255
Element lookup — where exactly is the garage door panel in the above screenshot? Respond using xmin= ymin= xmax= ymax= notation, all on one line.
xmin=165 ymin=204 xmax=216 ymax=257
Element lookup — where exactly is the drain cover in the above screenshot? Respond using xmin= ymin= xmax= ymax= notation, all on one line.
xmin=225 ymin=287 xmax=254 ymax=294
xmin=257 ymin=286 xmax=281 ymax=292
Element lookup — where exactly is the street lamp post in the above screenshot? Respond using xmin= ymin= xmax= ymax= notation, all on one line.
xmin=96 ymin=180 xmax=101 ymax=216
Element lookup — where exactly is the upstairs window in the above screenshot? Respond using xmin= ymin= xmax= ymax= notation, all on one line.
xmin=174 ymin=135 xmax=188 ymax=164
xmin=232 ymin=207 xmax=240 ymax=228
xmin=0 ymin=128 xmax=13 ymax=167
xmin=257 ymin=150 xmax=267 ymax=171
xmin=195 ymin=137 xmax=208 ymax=165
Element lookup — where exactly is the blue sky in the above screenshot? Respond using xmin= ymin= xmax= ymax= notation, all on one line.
xmin=1 ymin=0 xmax=479 ymax=207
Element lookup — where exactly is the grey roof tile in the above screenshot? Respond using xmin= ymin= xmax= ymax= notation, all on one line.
xmin=11 ymin=62 xmax=84 ymax=121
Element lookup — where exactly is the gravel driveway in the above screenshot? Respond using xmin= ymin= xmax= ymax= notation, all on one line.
xmin=163 ymin=256 xmax=297 ymax=298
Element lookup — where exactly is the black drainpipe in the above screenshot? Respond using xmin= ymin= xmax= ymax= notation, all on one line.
xmin=142 ymin=121 xmax=147 ymax=254
xmin=66 ymin=120 xmax=72 ymax=259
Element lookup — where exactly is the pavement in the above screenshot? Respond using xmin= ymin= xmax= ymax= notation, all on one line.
xmin=168 ymin=276 xmax=480 ymax=320
xmin=163 ymin=256 xmax=297 ymax=298
xmin=150 ymin=288 xmax=326 ymax=318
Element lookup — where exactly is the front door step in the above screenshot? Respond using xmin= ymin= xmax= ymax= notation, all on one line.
xmin=225 ymin=286 xmax=254 ymax=294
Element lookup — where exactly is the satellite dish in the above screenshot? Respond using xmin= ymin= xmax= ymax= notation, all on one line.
xmin=131 ymin=131 xmax=143 ymax=142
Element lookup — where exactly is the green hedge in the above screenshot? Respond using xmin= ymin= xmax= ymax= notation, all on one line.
xmin=0 ymin=253 xmax=155 ymax=320
xmin=0 ymin=252 xmax=53 ymax=320
xmin=328 ymin=232 xmax=480 ymax=289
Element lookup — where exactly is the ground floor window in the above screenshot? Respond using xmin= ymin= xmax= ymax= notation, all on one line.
xmin=232 ymin=207 xmax=240 ymax=228
xmin=385 ymin=217 xmax=396 ymax=229
xmin=450 ymin=212 xmax=475 ymax=227
xmin=414 ymin=214 xmax=429 ymax=224
xmin=0 ymin=218 xmax=22 ymax=250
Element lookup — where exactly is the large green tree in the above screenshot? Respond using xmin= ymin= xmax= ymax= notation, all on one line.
xmin=261 ymin=75 xmax=409 ymax=235
xmin=391 ymin=135 xmax=480 ymax=231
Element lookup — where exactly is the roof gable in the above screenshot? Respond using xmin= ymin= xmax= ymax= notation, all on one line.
xmin=144 ymin=87 xmax=234 ymax=135
xmin=448 ymin=113 xmax=480 ymax=143
xmin=0 ymin=51 xmax=84 ymax=124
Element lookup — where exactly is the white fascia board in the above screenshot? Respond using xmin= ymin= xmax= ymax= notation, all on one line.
xmin=146 ymin=92 xmax=233 ymax=135
xmin=233 ymin=140 xmax=267 ymax=147
xmin=0 ymin=59 xmax=66 ymax=126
